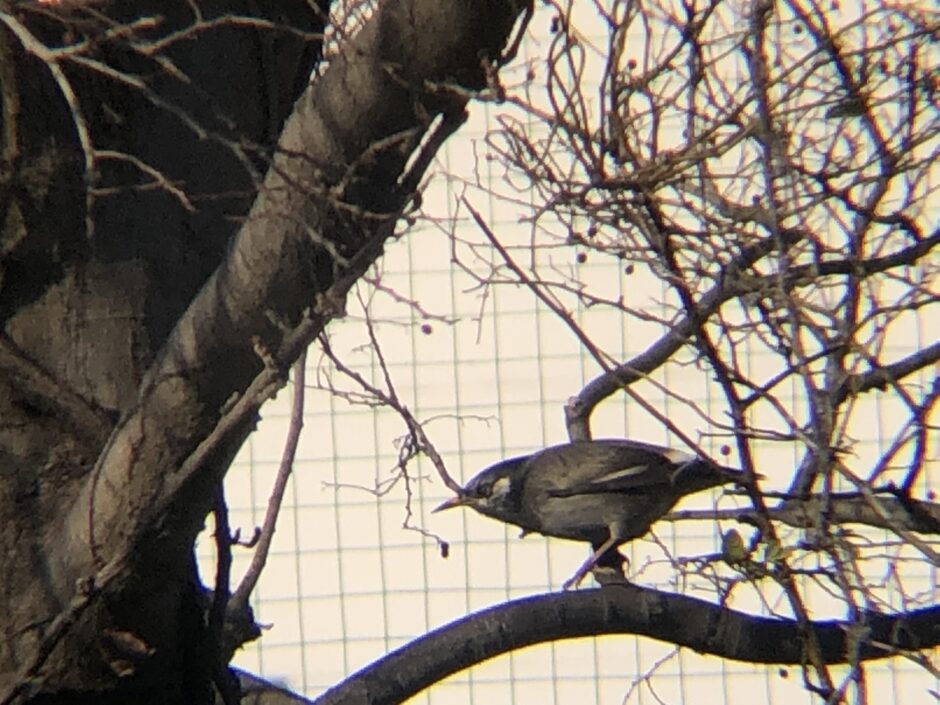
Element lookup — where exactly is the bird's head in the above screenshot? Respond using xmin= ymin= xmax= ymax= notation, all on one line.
xmin=433 ymin=456 xmax=527 ymax=521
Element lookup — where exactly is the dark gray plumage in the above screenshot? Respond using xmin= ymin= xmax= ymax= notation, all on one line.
xmin=435 ymin=439 xmax=746 ymax=588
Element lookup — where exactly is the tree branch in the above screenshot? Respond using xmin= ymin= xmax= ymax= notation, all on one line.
xmin=668 ymin=493 xmax=940 ymax=535
xmin=56 ymin=0 xmax=527 ymax=589
xmin=833 ymin=340 xmax=940 ymax=405
xmin=7 ymin=1 xmax=528 ymax=699
xmin=314 ymin=585 xmax=940 ymax=705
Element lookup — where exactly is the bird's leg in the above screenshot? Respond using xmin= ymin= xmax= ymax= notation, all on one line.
xmin=592 ymin=547 xmax=629 ymax=586
xmin=562 ymin=534 xmax=620 ymax=590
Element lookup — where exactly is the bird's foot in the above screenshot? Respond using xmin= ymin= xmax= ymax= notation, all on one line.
xmin=593 ymin=547 xmax=629 ymax=585
xmin=561 ymin=565 xmax=592 ymax=591
xmin=562 ymin=553 xmax=607 ymax=590
xmin=592 ymin=565 xmax=630 ymax=586
xmin=563 ymin=548 xmax=630 ymax=589
xmin=562 ymin=562 xmax=630 ymax=589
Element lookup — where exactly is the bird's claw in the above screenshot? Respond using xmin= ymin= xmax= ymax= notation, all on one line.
xmin=562 ymin=551 xmax=630 ymax=590
xmin=562 ymin=557 xmax=599 ymax=590
xmin=562 ymin=569 xmax=589 ymax=591
xmin=592 ymin=565 xmax=630 ymax=586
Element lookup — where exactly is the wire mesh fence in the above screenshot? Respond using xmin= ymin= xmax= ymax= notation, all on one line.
xmin=199 ymin=1 xmax=938 ymax=702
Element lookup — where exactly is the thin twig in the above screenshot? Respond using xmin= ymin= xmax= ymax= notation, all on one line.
xmin=231 ymin=350 xmax=307 ymax=607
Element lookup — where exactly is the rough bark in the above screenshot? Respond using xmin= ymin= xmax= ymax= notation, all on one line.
xmin=0 ymin=1 xmax=528 ymax=702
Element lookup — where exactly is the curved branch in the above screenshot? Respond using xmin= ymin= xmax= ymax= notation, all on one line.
xmin=314 ymin=585 xmax=940 ymax=705
xmin=668 ymin=493 xmax=940 ymax=535
xmin=833 ymin=340 xmax=940 ymax=405
xmin=566 ymin=228 xmax=938 ymax=433
xmin=565 ymin=226 xmax=797 ymax=434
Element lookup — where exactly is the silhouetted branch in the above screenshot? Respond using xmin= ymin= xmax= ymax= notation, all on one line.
xmin=315 ymin=586 xmax=940 ymax=705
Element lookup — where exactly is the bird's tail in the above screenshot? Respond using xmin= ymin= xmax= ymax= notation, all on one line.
xmin=671 ymin=459 xmax=751 ymax=493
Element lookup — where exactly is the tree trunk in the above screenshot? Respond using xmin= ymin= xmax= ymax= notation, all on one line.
xmin=0 ymin=1 xmax=528 ymax=702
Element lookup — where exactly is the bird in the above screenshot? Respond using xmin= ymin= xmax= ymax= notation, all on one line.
xmin=434 ymin=438 xmax=749 ymax=589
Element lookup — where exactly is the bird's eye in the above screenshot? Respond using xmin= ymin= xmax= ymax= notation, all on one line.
xmin=474 ymin=480 xmax=493 ymax=498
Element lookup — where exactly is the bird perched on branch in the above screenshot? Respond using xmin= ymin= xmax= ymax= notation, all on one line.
xmin=434 ymin=439 xmax=748 ymax=589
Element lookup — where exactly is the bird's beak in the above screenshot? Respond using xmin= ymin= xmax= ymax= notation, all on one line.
xmin=433 ymin=494 xmax=469 ymax=513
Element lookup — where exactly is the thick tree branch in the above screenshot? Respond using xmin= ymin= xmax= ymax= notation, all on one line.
xmin=315 ymin=585 xmax=940 ymax=705
xmin=3 ymin=1 xmax=528 ymax=700
xmin=237 ymin=669 xmax=315 ymax=705
xmin=54 ymin=0 xmax=527 ymax=586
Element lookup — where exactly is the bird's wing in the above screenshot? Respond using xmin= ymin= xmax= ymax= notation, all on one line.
xmin=542 ymin=440 xmax=692 ymax=497
xmin=548 ymin=463 xmax=675 ymax=496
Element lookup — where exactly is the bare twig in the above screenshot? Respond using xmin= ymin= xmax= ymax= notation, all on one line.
xmin=231 ymin=350 xmax=307 ymax=607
